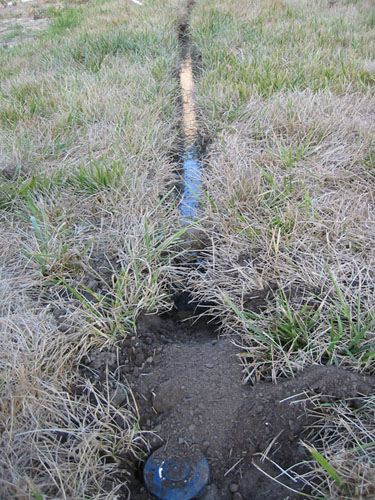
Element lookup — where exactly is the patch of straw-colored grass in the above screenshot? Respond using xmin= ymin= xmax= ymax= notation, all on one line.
xmin=0 ymin=0 xmax=188 ymax=497
xmin=302 ymin=395 xmax=375 ymax=499
xmin=188 ymin=90 xmax=375 ymax=379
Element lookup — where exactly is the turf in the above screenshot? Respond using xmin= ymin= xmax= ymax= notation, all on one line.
xmin=1 ymin=0 xmax=375 ymax=498
xmin=0 ymin=0 xmax=187 ymax=497
xmin=186 ymin=0 xmax=375 ymax=496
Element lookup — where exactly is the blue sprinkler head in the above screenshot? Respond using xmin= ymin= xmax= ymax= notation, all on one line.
xmin=143 ymin=446 xmax=209 ymax=500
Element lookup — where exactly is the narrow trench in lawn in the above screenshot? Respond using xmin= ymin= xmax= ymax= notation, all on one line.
xmin=79 ymin=3 xmax=375 ymax=499
xmin=178 ymin=28 xmax=201 ymax=222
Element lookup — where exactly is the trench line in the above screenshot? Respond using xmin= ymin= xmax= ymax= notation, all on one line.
xmin=179 ymin=49 xmax=202 ymax=221
xmin=180 ymin=52 xmax=198 ymax=142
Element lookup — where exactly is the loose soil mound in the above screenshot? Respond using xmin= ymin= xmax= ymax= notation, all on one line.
xmin=81 ymin=312 xmax=375 ymax=499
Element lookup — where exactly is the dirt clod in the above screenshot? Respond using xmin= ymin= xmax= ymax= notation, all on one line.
xmin=199 ymin=483 xmax=220 ymax=500
xmin=229 ymin=483 xmax=239 ymax=493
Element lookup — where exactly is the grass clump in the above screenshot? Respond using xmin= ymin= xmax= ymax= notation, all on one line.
xmin=186 ymin=1 xmax=375 ymax=497
xmin=302 ymin=396 xmax=375 ymax=499
xmin=49 ymin=6 xmax=84 ymax=32
xmin=69 ymin=159 xmax=127 ymax=194
xmin=0 ymin=0 xmax=186 ymax=497
xmin=187 ymin=89 xmax=375 ymax=379
xmin=190 ymin=0 xmax=375 ymax=134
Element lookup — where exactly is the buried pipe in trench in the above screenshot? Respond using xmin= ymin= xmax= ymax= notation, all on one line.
xmin=179 ymin=50 xmax=203 ymax=222
xmin=143 ymin=24 xmax=210 ymax=500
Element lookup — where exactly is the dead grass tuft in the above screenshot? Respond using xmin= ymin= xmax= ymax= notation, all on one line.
xmin=0 ymin=274 xmax=147 ymax=499
xmin=187 ymin=90 xmax=375 ymax=380
xmin=302 ymin=394 xmax=375 ymax=499
xmin=0 ymin=0 xmax=187 ymax=497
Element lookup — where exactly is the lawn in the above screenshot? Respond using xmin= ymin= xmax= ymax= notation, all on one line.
xmin=1 ymin=0 xmax=375 ymax=498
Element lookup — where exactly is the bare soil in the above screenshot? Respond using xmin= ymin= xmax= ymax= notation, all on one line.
xmin=79 ymin=310 xmax=375 ymax=499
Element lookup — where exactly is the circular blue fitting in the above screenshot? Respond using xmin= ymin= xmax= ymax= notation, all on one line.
xmin=163 ymin=459 xmax=190 ymax=482
xmin=144 ymin=447 xmax=209 ymax=500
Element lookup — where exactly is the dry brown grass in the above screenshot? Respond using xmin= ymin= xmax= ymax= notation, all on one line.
xmin=186 ymin=1 xmax=375 ymax=496
xmin=0 ymin=0 xmax=188 ymax=497
xmin=0 ymin=266 xmax=145 ymax=498
xmin=188 ymin=90 xmax=375 ymax=377
xmin=2 ymin=0 xmax=375 ymax=498
xmin=184 ymin=88 xmax=375 ymax=499
xmin=301 ymin=395 xmax=375 ymax=500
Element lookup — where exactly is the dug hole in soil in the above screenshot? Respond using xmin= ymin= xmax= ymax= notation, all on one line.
xmin=80 ymin=307 xmax=375 ymax=500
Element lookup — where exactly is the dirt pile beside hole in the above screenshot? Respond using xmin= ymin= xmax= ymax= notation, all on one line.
xmin=80 ymin=313 xmax=375 ymax=499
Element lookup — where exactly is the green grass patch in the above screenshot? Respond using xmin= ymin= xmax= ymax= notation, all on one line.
xmin=49 ymin=6 xmax=84 ymax=33
xmin=190 ymin=0 xmax=375 ymax=131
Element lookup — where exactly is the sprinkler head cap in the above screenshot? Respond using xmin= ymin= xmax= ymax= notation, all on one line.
xmin=143 ymin=446 xmax=209 ymax=500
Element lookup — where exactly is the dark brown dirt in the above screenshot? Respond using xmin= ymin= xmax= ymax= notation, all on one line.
xmin=79 ymin=310 xmax=375 ymax=500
